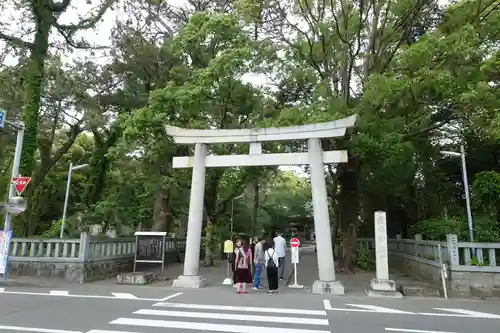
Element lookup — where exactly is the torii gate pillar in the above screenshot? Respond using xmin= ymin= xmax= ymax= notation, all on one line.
xmin=166 ymin=115 xmax=356 ymax=294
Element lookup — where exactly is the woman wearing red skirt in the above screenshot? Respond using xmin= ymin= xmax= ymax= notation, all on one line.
xmin=234 ymin=239 xmax=253 ymax=294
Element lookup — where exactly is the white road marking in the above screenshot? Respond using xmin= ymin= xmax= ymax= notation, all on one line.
xmin=420 ymin=308 xmax=500 ymax=319
xmin=0 ymin=290 xmax=173 ymax=302
xmin=0 ymin=325 xmax=81 ymax=333
xmin=152 ymin=302 xmax=327 ymax=316
xmin=324 ymin=303 xmax=500 ymax=319
xmin=347 ymin=304 xmax=414 ymax=314
xmin=50 ymin=290 xmax=70 ymax=296
xmin=111 ymin=293 xmax=137 ymax=299
xmin=324 ymin=302 xmax=414 ymax=314
xmin=111 ymin=318 xmax=331 ymax=333
xmin=386 ymin=328 xmax=456 ymax=333
xmin=87 ymin=330 xmax=139 ymax=333
xmin=158 ymin=292 xmax=183 ymax=301
xmin=0 ymin=288 xmax=4 ymax=293
xmin=134 ymin=309 xmax=329 ymax=325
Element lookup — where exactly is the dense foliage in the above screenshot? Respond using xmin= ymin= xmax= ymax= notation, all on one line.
xmin=0 ymin=0 xmax=499 ymax=268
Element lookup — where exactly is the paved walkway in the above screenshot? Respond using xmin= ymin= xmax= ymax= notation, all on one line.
xmin=293 ymin=250 xmax=428 ymax=295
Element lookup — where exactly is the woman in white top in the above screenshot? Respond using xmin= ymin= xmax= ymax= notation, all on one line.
xmin=264 ymin=239 xmax=280 ymax=294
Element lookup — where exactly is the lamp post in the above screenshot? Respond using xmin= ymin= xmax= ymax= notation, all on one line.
xmin=440 ymin=145 xmax=474 ymax=243
xmin=230 ymin=194 xmax=244 ymax=236
xmin=60 ymin=163 xmax=89 ymax=238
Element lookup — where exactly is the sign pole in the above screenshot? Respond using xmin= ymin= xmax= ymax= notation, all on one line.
xmin=288 ymin=237 xmax=303 ymax=289
xmin=222 ymin=239 xmax=234 ymax=285
xmin=4 ymin=123 xmax=24 ymax=232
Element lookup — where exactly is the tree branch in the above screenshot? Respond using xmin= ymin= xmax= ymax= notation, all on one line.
xmin=56 ymin=0 xmax=118 ymax=31
xmin=0 ymin=32 xmax=34 ymax=49
xmin=49 ymin=0 xmax=71 ymax=12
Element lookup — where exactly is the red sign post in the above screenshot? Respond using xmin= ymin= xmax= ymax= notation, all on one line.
xmin=11 ymin=177 xmax=31 ymax=196
xmin=289 ymin=237 xmax=303 ymax=288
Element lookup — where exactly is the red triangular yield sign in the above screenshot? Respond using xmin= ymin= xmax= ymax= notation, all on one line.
xmin=11 ymin=176 xmax=31 ymax=196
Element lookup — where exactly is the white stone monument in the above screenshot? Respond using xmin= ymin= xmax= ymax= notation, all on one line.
xmin=366 ymin=210 xmax=403 ymax=298
xmin=166 ymin=115 xmax=357 ymax=294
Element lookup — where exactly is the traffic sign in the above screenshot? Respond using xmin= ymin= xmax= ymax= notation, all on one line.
xmin=0 ymin=109 xmax=5 ymax=129
xmin=291 ymin=247 xmax=299 ymax=263
xmin=290 ymin=237 xmax=300 ymax=248
xmin=12 ymin=176 xmax=31 ymax=196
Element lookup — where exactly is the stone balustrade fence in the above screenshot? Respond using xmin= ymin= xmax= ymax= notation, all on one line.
xmin=6 ymin=232 xmax=186 ymax=283
xmin=357 ymin=234 xmax=500 ymax=292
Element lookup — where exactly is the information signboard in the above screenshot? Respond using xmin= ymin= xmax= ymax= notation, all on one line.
xmin=133 ymin=231 xmax=166 ymax=274
xmin=0 ymin=230 xmax=12 ymax=277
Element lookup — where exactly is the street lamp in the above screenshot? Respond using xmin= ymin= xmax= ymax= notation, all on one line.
xmin=440 ymin=145 xmax=474 ymax=243
xmin=60 ymin=163 xmax=89 ymax=238
xmin=230 ymin=194 xmax=244 ymax=236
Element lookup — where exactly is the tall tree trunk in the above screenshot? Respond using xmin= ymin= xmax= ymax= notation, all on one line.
xmin=18 ymin=9 xmax=51 ymax=234
xmin=337 ymin=157 xmax=360 ymax=271
xmin=84 ymin=127 xmax=120 ymax=207
xmin=152 ymin=190 xmax=169 ymax=231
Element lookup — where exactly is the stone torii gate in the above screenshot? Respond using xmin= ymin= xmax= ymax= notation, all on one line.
xmin=165 ymin=115 xmax=356 ymax=294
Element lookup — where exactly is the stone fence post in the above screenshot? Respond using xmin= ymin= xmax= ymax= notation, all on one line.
xmin=79 ymin=232 xmax=90 ymax=262
xmin=446 ymin=234 xmax=459 ymax=266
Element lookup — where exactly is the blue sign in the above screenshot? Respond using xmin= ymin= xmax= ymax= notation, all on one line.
xmin=0 ymin=109 xmax=5 ymax=129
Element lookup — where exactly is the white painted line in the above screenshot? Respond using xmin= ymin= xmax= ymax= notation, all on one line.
xmin=87 ymin=330 xmax=139 ymax=333
xmin=346 ymin=304 xmax=414 ymax=314
xmin=322 ymin=300 xmax=332 ymax=310
xmin=152 ymin=302 xmax=327 ymax=316
xmin=0 ymin=288 xmax=4 ymax=293
xmin=49 ymin=291 xmax=70 ymax=296
xmin=134 ymin=309 xmax=329 ymax=325
xmin=159 ymin=292 xmax=183 ymax=301
xmin=0 ymin=290 xmax=166 ymax=302
xmin=420 ymin=308 xmax=500 ymax=319
xmin=386 ymin=328 xmax=456 ymax=333
xmin=0 ymin=325 xmax=81 ymax=333
xmin=111 ymin=293 xmax=138 ymax=299
xmin=111 ymin=318 xmax=331 ymax=333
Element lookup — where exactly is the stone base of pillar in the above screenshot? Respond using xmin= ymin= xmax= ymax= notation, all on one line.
xmin=311 ymin=280 xmax=345 ymax=295
xmin=366 ymin=278 xmax=403 ymax=298
xmin=172 ymin=275 xmax=206 ymax=288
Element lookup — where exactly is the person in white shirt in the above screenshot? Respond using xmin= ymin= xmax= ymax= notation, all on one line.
xmin=273 ymin=232 xmax=286 ymax=279
xmin=264 ymin=239 xmax=279 ymax=294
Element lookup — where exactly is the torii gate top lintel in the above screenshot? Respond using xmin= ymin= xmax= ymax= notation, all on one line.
xmin=165 ymin=114 xmax=356 ymax=144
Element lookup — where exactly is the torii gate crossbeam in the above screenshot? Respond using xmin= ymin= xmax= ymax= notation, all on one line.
xmin=166 ymin=115 xmax=356 ymax=295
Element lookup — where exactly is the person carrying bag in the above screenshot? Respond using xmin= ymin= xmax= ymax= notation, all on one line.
xmin=265 ymin=239 xmax=279 ymax=294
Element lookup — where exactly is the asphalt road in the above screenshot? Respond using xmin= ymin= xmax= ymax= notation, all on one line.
xmin=1 ymin=286 xmax=500 ymax=333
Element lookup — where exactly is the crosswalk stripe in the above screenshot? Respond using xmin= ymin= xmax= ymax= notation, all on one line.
xmin=110 ymin=318 xmax=331 ymax=333
xmin=133 ymin=309 xmax=329 ymax=325
xmin=420 ymin=308 xmax=500 ymax=319
xmin=152 ymin=302 xmax=327 ymax=316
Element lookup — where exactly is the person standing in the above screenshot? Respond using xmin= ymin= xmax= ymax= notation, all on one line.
xmin=252 ymin=237 xmax=265 ymax=290
xmin=231 ymin=239 xmax=242 ymax=287
xmin=234 ymin=239 xmax=253 ymax=294
xmin=265 ymin=239 xmax=279 ymax=294
xmin=273 ymin=232 xmax=286 ymax=280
